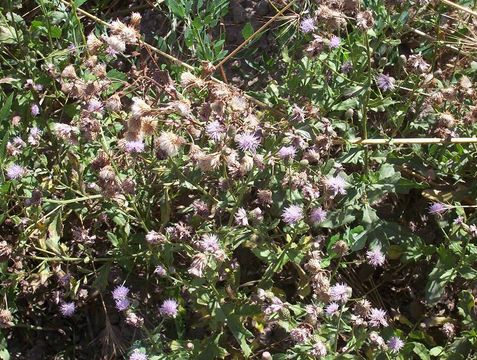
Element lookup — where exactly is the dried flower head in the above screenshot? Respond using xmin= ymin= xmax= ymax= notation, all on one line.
xmin=356 ymin=10 xmax=375 ymax=30
xmin=328 ymin=283 xmax=352 ymax=303
xmin=157 ymin=131 xmax=184 ymax=156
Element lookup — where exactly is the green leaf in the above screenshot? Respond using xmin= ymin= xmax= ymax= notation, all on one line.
xmin=166 ymin=0 xmax=187 ymax=18
xmin=241 ymin=22 xmax=254 ymax=40
xmin=425 ymin=264 xmax=456 ymax=306
xmin=92 ymin=263 xmax=111 ymax=291
xmin=412 ymin=342 xmax=430 ymax=360
xmin=75 ymin=0 xmax=88 ymax=5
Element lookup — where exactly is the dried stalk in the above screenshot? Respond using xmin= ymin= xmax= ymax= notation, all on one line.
xmin=441 ymin=0 xmax=477 ymax=17
xmin=338 ymin=137 xmax=477 ymax=145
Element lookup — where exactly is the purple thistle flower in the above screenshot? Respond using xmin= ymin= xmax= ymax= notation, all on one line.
xmin=329 ymin=283 xmax=351 ymax=303
xmin=31 ymin=103 xmax=40 ymax=116
xmin=366 ymin=246 xmax=385 ymax=267
xmin=112 ymin=285 xmax=130 ymax=300
xmin=428 ymin=202 xmax=448 ymax=215
xmin=329 ymin=36 xmax=341 ymax=49
xmin=6 ymin=164 xmax=27 ymax=180
xmin=325 ymin=302 xmax=340 ymax=316
xmin=206 ymin=120 xmax=225 ymax=141
xmin=129 ymin=350 xmax=148 ymax=360
xmin=115 ymin=298 xmax=130 ymax=311
xmin=199 ymin=234 xmax=220 ymax=252
xmin=325 ymin=175 xmax=347 ymax=197
xmin=28 ymin=127 xmax=42 ymax=146
xmin=368 ymin=308 xmax=388 ymax=327
xmin=60 ymin=302 xmax=76 ymax=317
xmin=281 ymin=204 xmax=304 ymax=225
xmin=454 ymin=216 xmax=464 ymax=225
xmin=376 ymin=74 xmax=395 ymax=92
xmin=300 ymin=17 xmax=316 ymax=33
xmin=341 ymin=61 xmax=353 ymax=74
xmin=125 ymin=140 xmax=145 ymax=153
xmin=387 ymin=336 xmax=404 ymax=353
xmin=160 ymin=299 xmax=178 ymax=318
xmin=154 ymin=265 xmax=167 ymax=277
xmin=235 ymin=132 xmax=261 ymax=152
xmin=310 ymin=207 xmax=327 ymax=224
xmin=278 ymin=145 xmax=296 ymax=160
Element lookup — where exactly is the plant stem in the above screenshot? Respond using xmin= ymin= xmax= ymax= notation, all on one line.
xmin=362 ymin=31 xmax=372 ymax=176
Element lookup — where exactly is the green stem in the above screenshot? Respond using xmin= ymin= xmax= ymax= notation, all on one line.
xmin=362 ymin=31 xmax=372 ymax=176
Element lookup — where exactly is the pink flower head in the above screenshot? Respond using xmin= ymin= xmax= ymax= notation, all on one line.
xmin=206 ymin=120 xmax=225 ymax=141
xmin=60 ymin=302 xmax=76 ymax=317
xmin=329 ymin=36 xmax=341 ymax=49
xmin=6 ymin=164 xmax=27 ymax=180
xmin=124 ymin=140 xmax=145 ymax=153
xmin=300 ymin=17 xmax=315 ymax=33
xmin=368 ymin=308 xmax=388 ymax=327
xmin=160 ymin=299 xmax=178 ymax=318
xmin=310 ymin=207 xmax=327 ymax=224
xmin=325 ymin=175 xmax=347 ymax=197
xmin=154 ymin=265 xmax=166 ymax=276
xmin=235 ymin=132 xmax=260 ymax=152
xmin=325 ymin=302 xmax=340 ymax=316
xmin=278 ymin=146 xmax=296 ymax=160
xmin=282 ymin=204 xmax=303 ymax=225
xmin=112 ymin=285 xmax=129 ymax=300
xmin=199 ymin=234 xmax=220 ymax=252
xmin=387 ymin=336 xmax=404 ymax=353
xmin=366 ymin=246 xmax=385 ymax=267
xmin=31 ymin=103 xmax=40 ymax=116
xmin=376 ymin=74 xmax=395 ymax=91
xmin=428 ymin=202 xmax=448 ymax=215
xmin=129 ymin=350 xmax=148 ymax=360
xmin=329 ymin=283 xmax=351 ymax=303
xmin=115 ymin=298 xmax=130 ymax=311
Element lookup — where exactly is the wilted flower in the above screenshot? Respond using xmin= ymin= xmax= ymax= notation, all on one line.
xmin=60 ymin=302 xmax=76 ymax=317
xmin=112 ymin=285 xmax=130 ymax=300
xmin=104 ymin=35 xmax=126 ymax=54
xmin=368 ymin=308 xmax=388 ymax=327
xmin=366 ymin=246 xmax=385 ymax=267
xmin=325 ymin=175 xmax=347 ymax=197
xmin=300 ymin=17 xmax=316 ymax=33
xmin=341 ymin=61 xmax=353 ymax=74
xmin=282 ymin=204 xmax=303 ymax=224
xmin=124 ymin=140 xmax=145 ymax=154
xmin=290 ymin=326 xmax=311 ymax=343
xmin=325 ymin=302 xmax=340 ymax=316
xmin=31 ymin=104 xmax=40 ymax=116
xmin=87 ymin=98 xmax=104 ymax=113
xmin=234 ymin=208 xmax=249 ymax=226
xmin=6 ymin=164 xmax=27 ymax=180
xmin=428 ymin=202 xmax=448 ymax=215
xmin=28 ymin=127 xmax=42 ymax=146
xmin=291 ymin=104 xmax=306 ymax=122
xmin=310 ymin=207 xmax=327 ymax=224
xmin=160 ymin=299 xmax=178 ymax=318
xmin=369 ymin=331 xmax=386 ymax=348
xmin=311 ymin=340 xmax=327 ymax=357
xmin=125 ymin=312 xmax=144 ymax=328
xmin=278 ymin=145 xmax=296 ymax=160
xmin=356 ymin=10 xmax=374 ymax=30
xmin=376 ymin=74 xmax=395 ymax=91
xmin=442 ymin=322 xmax=455 ymax=338
xmin=131 ymin=97 xmax=151 ymax=118
xmin=235 ymin=132 xmax=260 ymax=152
xmin=354 ymin=299 xmax=372 ymax=318
xmin=157 ymin=131 xmax=184 ymax=156
xmin=188 ymin=253 xmax=207 ymax=277
xmin=145 ymin=230 xmax=165 ymax=245
xmin=387 ymin=336 xmax=404 ymax=353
